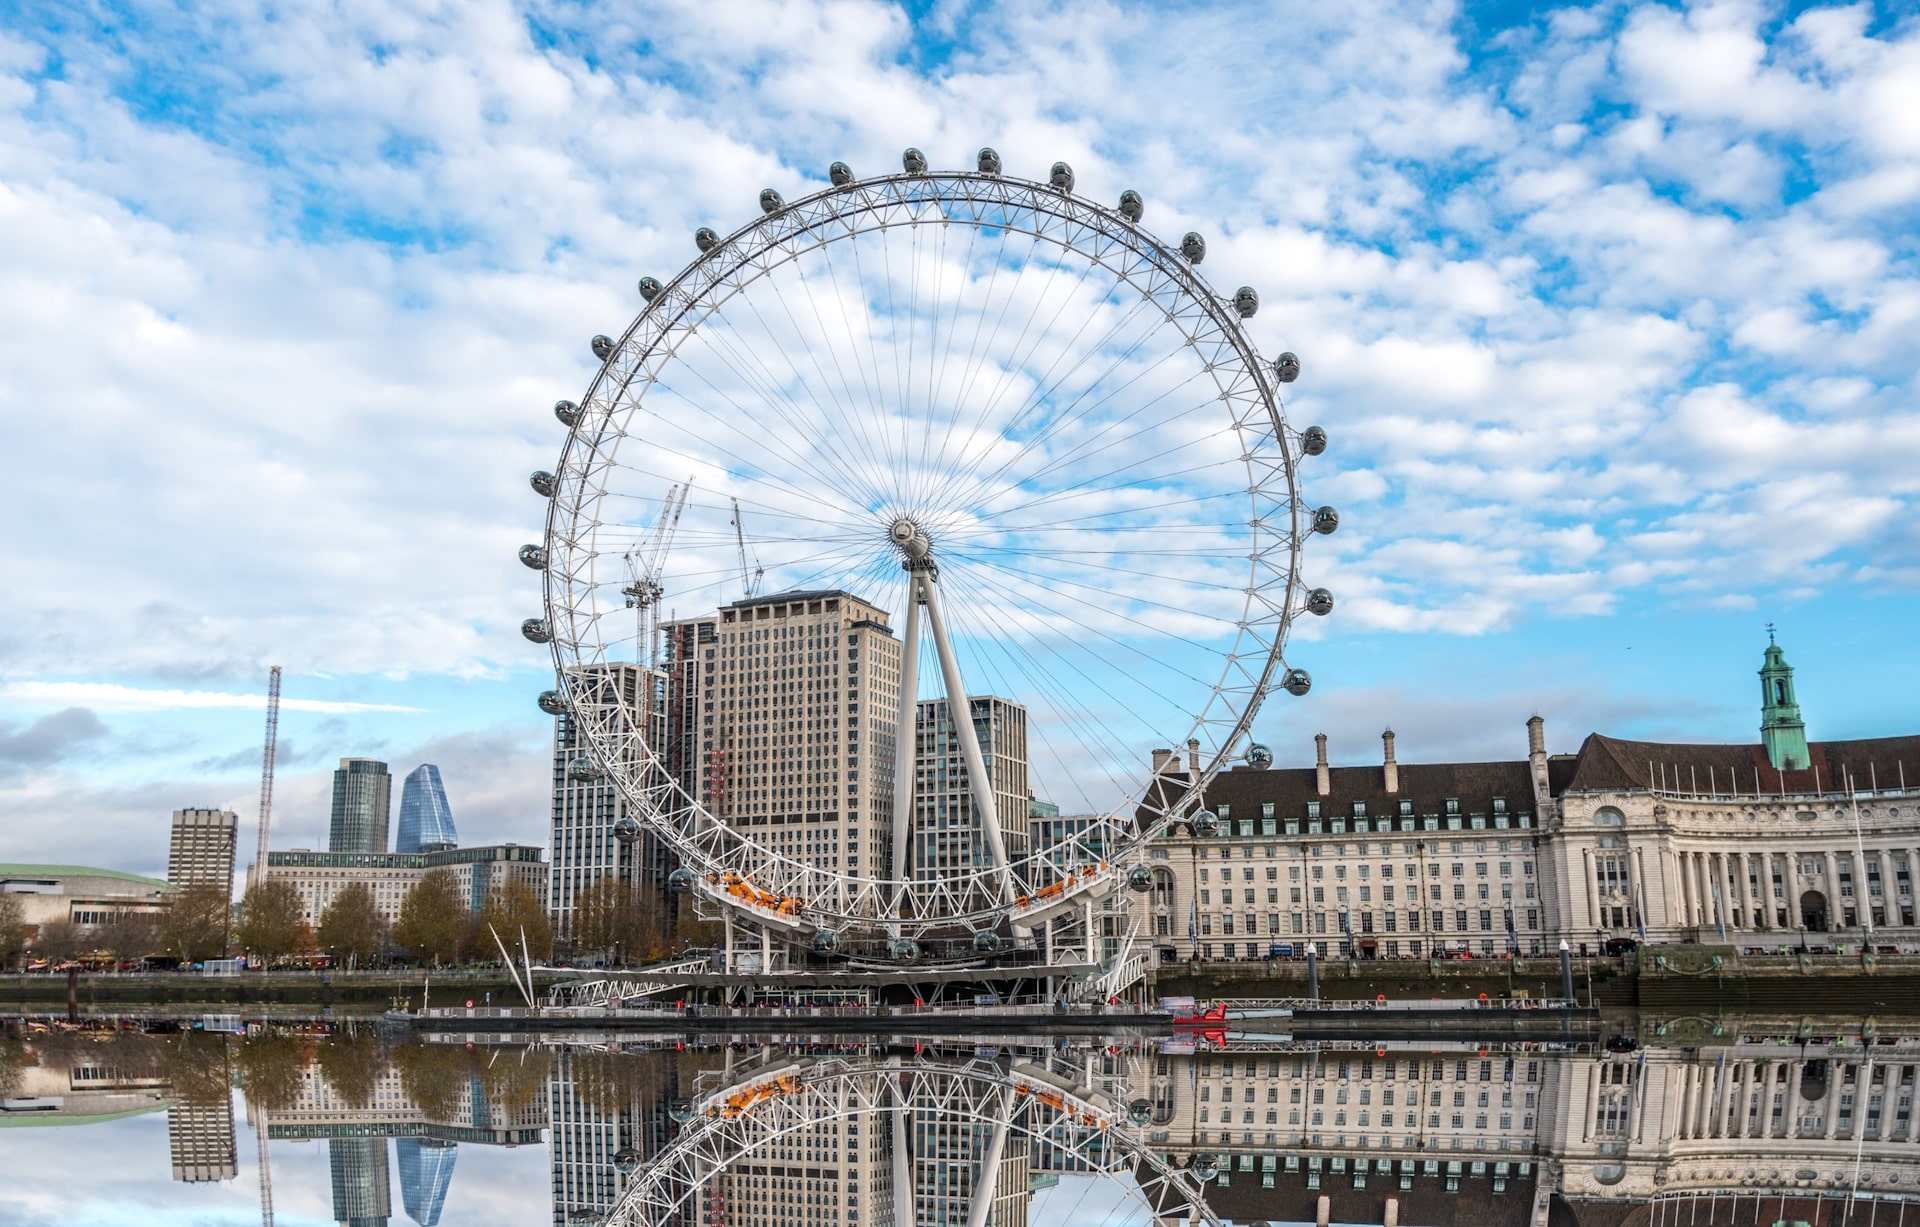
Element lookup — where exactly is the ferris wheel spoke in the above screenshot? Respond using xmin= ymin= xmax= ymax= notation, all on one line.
xmin=948 ymin=546 xmax=1253 ymax=635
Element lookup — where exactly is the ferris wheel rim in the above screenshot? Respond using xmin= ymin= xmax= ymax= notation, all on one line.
xmin=540 ymin=165 xmax=1309 ymax=937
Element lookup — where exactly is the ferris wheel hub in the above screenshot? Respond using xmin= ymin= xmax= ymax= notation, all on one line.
xmin=888 ymin=516 xmax=932 ymax=562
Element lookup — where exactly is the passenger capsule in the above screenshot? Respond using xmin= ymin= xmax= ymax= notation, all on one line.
xmin=517 ymin=543 xmax=547 ymax=570
xmin=1180 ymin=232 xmax=1206 ymax=264
xmin=590 ymin=334 xmax=614 ymax=361
xmin=566 ymin=756 xmax=602 ymax=782
xmin=537 ymin=690 xmax=566 ymax=716
xmin=695 ymin=226 xmax=719 ymax=253
xmin=829 ymin=161 xmax=854 ymax=186
xmin=1233 ymin=286 xmax=1260 ymax=318
xmin=1283 ymin=668 xmax=1312 ymax=697
xmin=530 ymin=470 xmax=557 ymax=498
xmin=812 ymin=929 xmax=841 ymax=953
xmin=667 ymin=867 xmax=697 ymax=894
xmin=976 ymin=147 xmax=1002 ymax=176
xmin=1301 ymin=424 xmax=1328 ymax=455
xmin=637 ymin=276 xmax=663 ymax=301
xmin=521 ymin=618 xmax=552 ymax=644
xmin=972 ymin=930 xmax=1001 ymax=953
xmin=1274 ymin=351 xmax=1301 ymax=383
xmin=1192 ymin=1155 xmax=1219 ymax=1181
xmin=554 ymin=400 xmax=580 ymax=427
xmin=612 ymin=815 xmax=641 ymax=844
xmin=1049 ymin=161 xmax=1075 ymax=192
xmin=1191 ymin=809 xmax=1220 ymax=837
xmin=1306 ymin=587 xmax=1334 ymax=616
xmin=902 ymin=147 xmax=928 ymax=174
xmin=889 ymin=938 xmax=920 ymax=962
xmin=1126 ymin=865 xmax=1154 ymax=892
xmin=1128 ymin=1099 xmax=1154 ymax=1125
xmin=758 ymin=187 xmax=784 ymax=214
xmin=1312 ymin=505 xmax=1340 ymax=535
xmin=613 ymin=1149 xmax=641 ymax=1176
xmin=1118 ymin=189 xmax=1143 ymax=222
xmin=666 ymin=1098 xmax=694 ymax=1122
xmin=1246 ymin=742 xmax=1274 ymax=768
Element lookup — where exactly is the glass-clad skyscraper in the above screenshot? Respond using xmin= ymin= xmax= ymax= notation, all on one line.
xmin=396 ymin=764 xmax=458 ymax=854
xmin=395 ymin=1137 xmax=457 ymax=1226
xmin=330 ymin=758 xmax=392 ymax=854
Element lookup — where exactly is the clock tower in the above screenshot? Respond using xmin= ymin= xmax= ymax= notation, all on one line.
xmin=1759 ymin=626 xmax=1810 ymax=772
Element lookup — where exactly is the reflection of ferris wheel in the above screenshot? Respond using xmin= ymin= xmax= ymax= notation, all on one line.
xmin=525 ymin=148 xmax=1335 ymax=952
xmin=602 ymin=1052 xmax=1222 ymax=1227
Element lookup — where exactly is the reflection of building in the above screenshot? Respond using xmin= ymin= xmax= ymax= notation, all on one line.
xmin=912 ymin=1095 xmax=1030 ymax=1227
xmin=0 ymin=864 xmax=174 ymax=941
xmin=0 ymin=1039 xmax=170 ymax=1123
xmin=546 ymin=1051 xmax=681 ymax=1227
xmin=329 ymin=1136 xmax=392 ymax=1227
xmin=331 ymin=758 xmax=393 ymax=855
xmin=709 ymin=1109 xmax=888 ymax=1227
xmin=168 ymin=1096 xmax=239 ymax=1182
xmin=549 ymin=662 xmax=666 ymax=935
xmin=396 ymin=766 xmax=458 ymax=854
xmin=912 ymin=696 xmax=1029 ymax=881
xmin=264 ymin=844 xmax=547 ymax=928
xmin=663 ymin=590 xmax=902 ymax=880
xmin=395 ymin=1137 xmax=457 ymax=1227
xmin=166 ymin=808 xmax=239 ymax=894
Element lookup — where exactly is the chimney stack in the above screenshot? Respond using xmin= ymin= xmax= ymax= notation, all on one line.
xmin=1188 ymin=737 xmax=1202 ymax=782
xmin=1314 ymin=733 xmax=1330 ymax=797
xmin=1382 ymin=729 xmax=1399 ymax=794
xmin=1151 ymin=748 xmax=1174 ymax=776
xmin=1527 ymin=715 xmax=1551 ymax=815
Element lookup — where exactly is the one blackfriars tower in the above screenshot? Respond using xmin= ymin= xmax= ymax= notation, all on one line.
xmin=396 ymin=764 xmax=458 ymax=854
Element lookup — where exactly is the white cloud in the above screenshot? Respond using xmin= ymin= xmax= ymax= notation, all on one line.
xmin=0 ymin=682 xmax=424 ymax=714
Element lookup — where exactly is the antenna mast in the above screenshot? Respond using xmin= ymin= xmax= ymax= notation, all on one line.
xmin=251 ymin=666 xmax=282 ymax=890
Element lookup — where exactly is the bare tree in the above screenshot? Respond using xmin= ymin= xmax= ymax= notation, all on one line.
xmin=0 ymin=896 xmax=29 ymax=970
xmin=162 ymin=883 xmax=232 ymax=963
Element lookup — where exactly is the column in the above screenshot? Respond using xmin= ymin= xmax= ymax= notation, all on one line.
xmin=1677 ymin=851 xmax=1695 ymax=928
xmin=1824 ymin=850 xmax=1843 ymax=932
xmin=1876 ymin=848 xmax=1896 ymax=930
xmin=1694 ymin=853 xmax=1710 ymax=930
xmin=1737 ymin=851 xmax=1757 ymax=931
xmin=1633 ymin=846 xmax=1650 ymax=932
xmin=1785 ymin=1061 xmax=1803 ymax=1138
xmin=1582 ymin=848 xmax=1598 ymax=927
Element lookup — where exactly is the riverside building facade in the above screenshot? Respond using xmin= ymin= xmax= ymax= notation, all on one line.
xmin=165 ymin=808 xmax=238 ymax=894
xmin=548 ymin=661 xmax=667 ymax=936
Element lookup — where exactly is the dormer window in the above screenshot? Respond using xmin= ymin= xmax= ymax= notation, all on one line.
xmin=1399 ymin=800 xmax=1413 ymax=816
xmin=1492 ymin=798 xmax=1507 ymax=814
xmin=1307 ymin=802 xmax=1321 ymax=819
xmin=1445 ymin=798 xmax=1460 ymax=816
xmin=1351 ymin=802 xmax=1366 ymax=818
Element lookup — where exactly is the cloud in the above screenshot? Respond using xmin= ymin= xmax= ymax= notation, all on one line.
xmin=0 ymin=707 xmax=106 ymax=770
xmin=0 ymin=682 xmax=425 ymax=714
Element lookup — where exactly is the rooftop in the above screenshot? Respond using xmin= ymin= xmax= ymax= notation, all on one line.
xmin=0 ymin=864 xmax=174 ymax=890
xmin=1557 ymin=732 xmax=1920 ymax=796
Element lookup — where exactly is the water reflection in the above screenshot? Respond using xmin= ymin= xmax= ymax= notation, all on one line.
xmin=3 ymin=1023 xmax=1920 ymax=1227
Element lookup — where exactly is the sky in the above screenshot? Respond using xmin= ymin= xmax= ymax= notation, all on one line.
xmin=0 ymin=0 xmax=1917 ymax=880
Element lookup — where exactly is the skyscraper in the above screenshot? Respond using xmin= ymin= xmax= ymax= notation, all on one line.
xmin=911 ymin=696 xmax=1029 ymax=882
xmin=396 ymin=765 xmax=458 ymax=854
xmin=329 ymin=1136 xmax=392 ymax=1227
xmin=661 ymin=589 xmax=901 ymax=879
xmin=394 ymin=1137 xmax=457 ymax=1227
xmin=549 ymin=662 xmax=663 ymax=934
xmin=167 ymin=1096 xmax=238 ymax=1182
xmin=167 ymin=807 xmax=238 ymax=895
xmin=330 ymin=758 xmax=392 ymax=854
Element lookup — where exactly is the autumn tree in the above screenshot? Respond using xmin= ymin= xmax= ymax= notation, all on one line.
xmin=478 ymin=880 xmax=553 ymax=962
xmin=236 ymin=1033 xmax=316 ymax=1113
xmin=317 ymin=882 xmax=387 ymax=966
xmin=0 ymin=896 xmax=29 ymax=970
xmin=316 ymin=1032 xmax=389 ymax=1110
xmin=237 ymin=880 xmax=305 ymax=964
xmin=162 ymin=883 xmax=232 ymax=963
xmin=394 ymin=870 xmax=468 ymax=965
xmin=392 ymin=1042 xmax=473 ymax=1123
xmin=569 ymin=876 xmax=665 ymax=965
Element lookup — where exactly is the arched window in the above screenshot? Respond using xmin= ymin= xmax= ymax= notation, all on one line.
xmin=1152 ymin=867 xmax=1176 ymax=906
xmin=1775 ymin=679 xmax=1787 ymax=703
xmin=1594 ymin=807 xmax=1626 ymax=828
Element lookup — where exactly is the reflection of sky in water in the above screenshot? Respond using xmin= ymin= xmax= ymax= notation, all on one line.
xmin=0 ymin=1090 xmax=551 ymax=1227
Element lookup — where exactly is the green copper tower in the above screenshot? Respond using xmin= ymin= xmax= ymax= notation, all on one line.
xmin=1759 ymin=627 xmax=1809 ymax=772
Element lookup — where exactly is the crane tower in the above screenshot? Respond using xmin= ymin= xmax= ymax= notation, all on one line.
xmin=250 ymin=666 xmax=282 ymax=889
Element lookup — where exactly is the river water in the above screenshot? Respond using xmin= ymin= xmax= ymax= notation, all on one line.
xmin=3 ymin=1020 xmax=1916 ymax=1227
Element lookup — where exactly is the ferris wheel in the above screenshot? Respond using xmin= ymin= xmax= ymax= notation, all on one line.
xmin=523 ymin=147 xmax=1335 ymax=953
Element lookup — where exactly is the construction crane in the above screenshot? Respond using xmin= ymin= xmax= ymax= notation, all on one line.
xmin=730 ymin=497 xmax=763 ymax=599
xmin=250 ymin=666 xmax=281 ymax=890
xmin=255 ymin=1103 xmax=274 ymax=1227
xmin=623 ymin=481 xmax=692 ymax=668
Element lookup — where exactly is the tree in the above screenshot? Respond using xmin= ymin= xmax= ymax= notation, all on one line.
xmin=235 ymin=1033 xmax=316 ymax=1113
xmin=394 ymin=870 xmax=468 ymax=964
xmin=317 ymin=883 xmax=387 ymax=966
xmin=237 ymin=880 xmax=305 ymax=964
xmin=163 ymin=883 xmax=232 ymax=963
xmin=93 ymin=911 xmax=160 ymax=964
xmin=0 ymin=896 xmax=29 ymax=970
xmin=32 ymin=918 xmax=86 ymax=962
xmin=478 ymin=880 xmax=553 ymax=962
xmin=572 ymin=877 xmax=669 ymax=965
xmin=315 ymin=1032 xmax=388 ymax=1110
xmin=392 ymin=1042 xmax=473 ymax=1123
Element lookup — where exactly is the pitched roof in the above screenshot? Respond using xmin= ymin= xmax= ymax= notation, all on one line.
xmin=0 ymin=864 xmax=173 ymax=890
xmin=1198 ymin=758 xmax=1538 ymax=818
xmin=1558 ymin=733 xmax=1920 ymax=796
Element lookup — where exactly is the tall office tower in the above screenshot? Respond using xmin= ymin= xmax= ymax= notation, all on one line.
xmin=167 ymin=1097 xmax=238 ymax=1182
xmin=167 ymin=807 xmax=239 ymax=894
xmin=329 ymin=758 xmax=392 ymax=855
xmin=549 ymin=662 xmax=666 ymax=935
xmin=394 ymin=1137 xmax=457 ymax=1227
xmin=911 ymin=1104 xmax=1032 ymax=1227
xmin=662 ymin=590 xmax=901 ymax=878
xmin=546 ymin=1050 xmax=680 ymax=1227
xmin=911 ymin=696 xmax=1029 ymax=881
xmin=329 ymin=1136 xmax=392 ymax=1227
xmin=395 ymin=764 xmax=458 ymax=854
xmin=710 ymin=1108 xmax=890 ymax=1227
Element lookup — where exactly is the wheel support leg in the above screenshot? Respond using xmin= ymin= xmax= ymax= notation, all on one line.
xmin=918 ymin=572 xmax=1014 ymax=905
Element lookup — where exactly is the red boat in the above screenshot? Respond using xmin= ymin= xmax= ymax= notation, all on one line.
xmin=1172 ymin=1002 xmax=1228 ymax=1029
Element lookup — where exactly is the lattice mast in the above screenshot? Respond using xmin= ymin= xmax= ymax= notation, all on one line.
xmin=250 ymin=666 xmax=282 ymax=889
